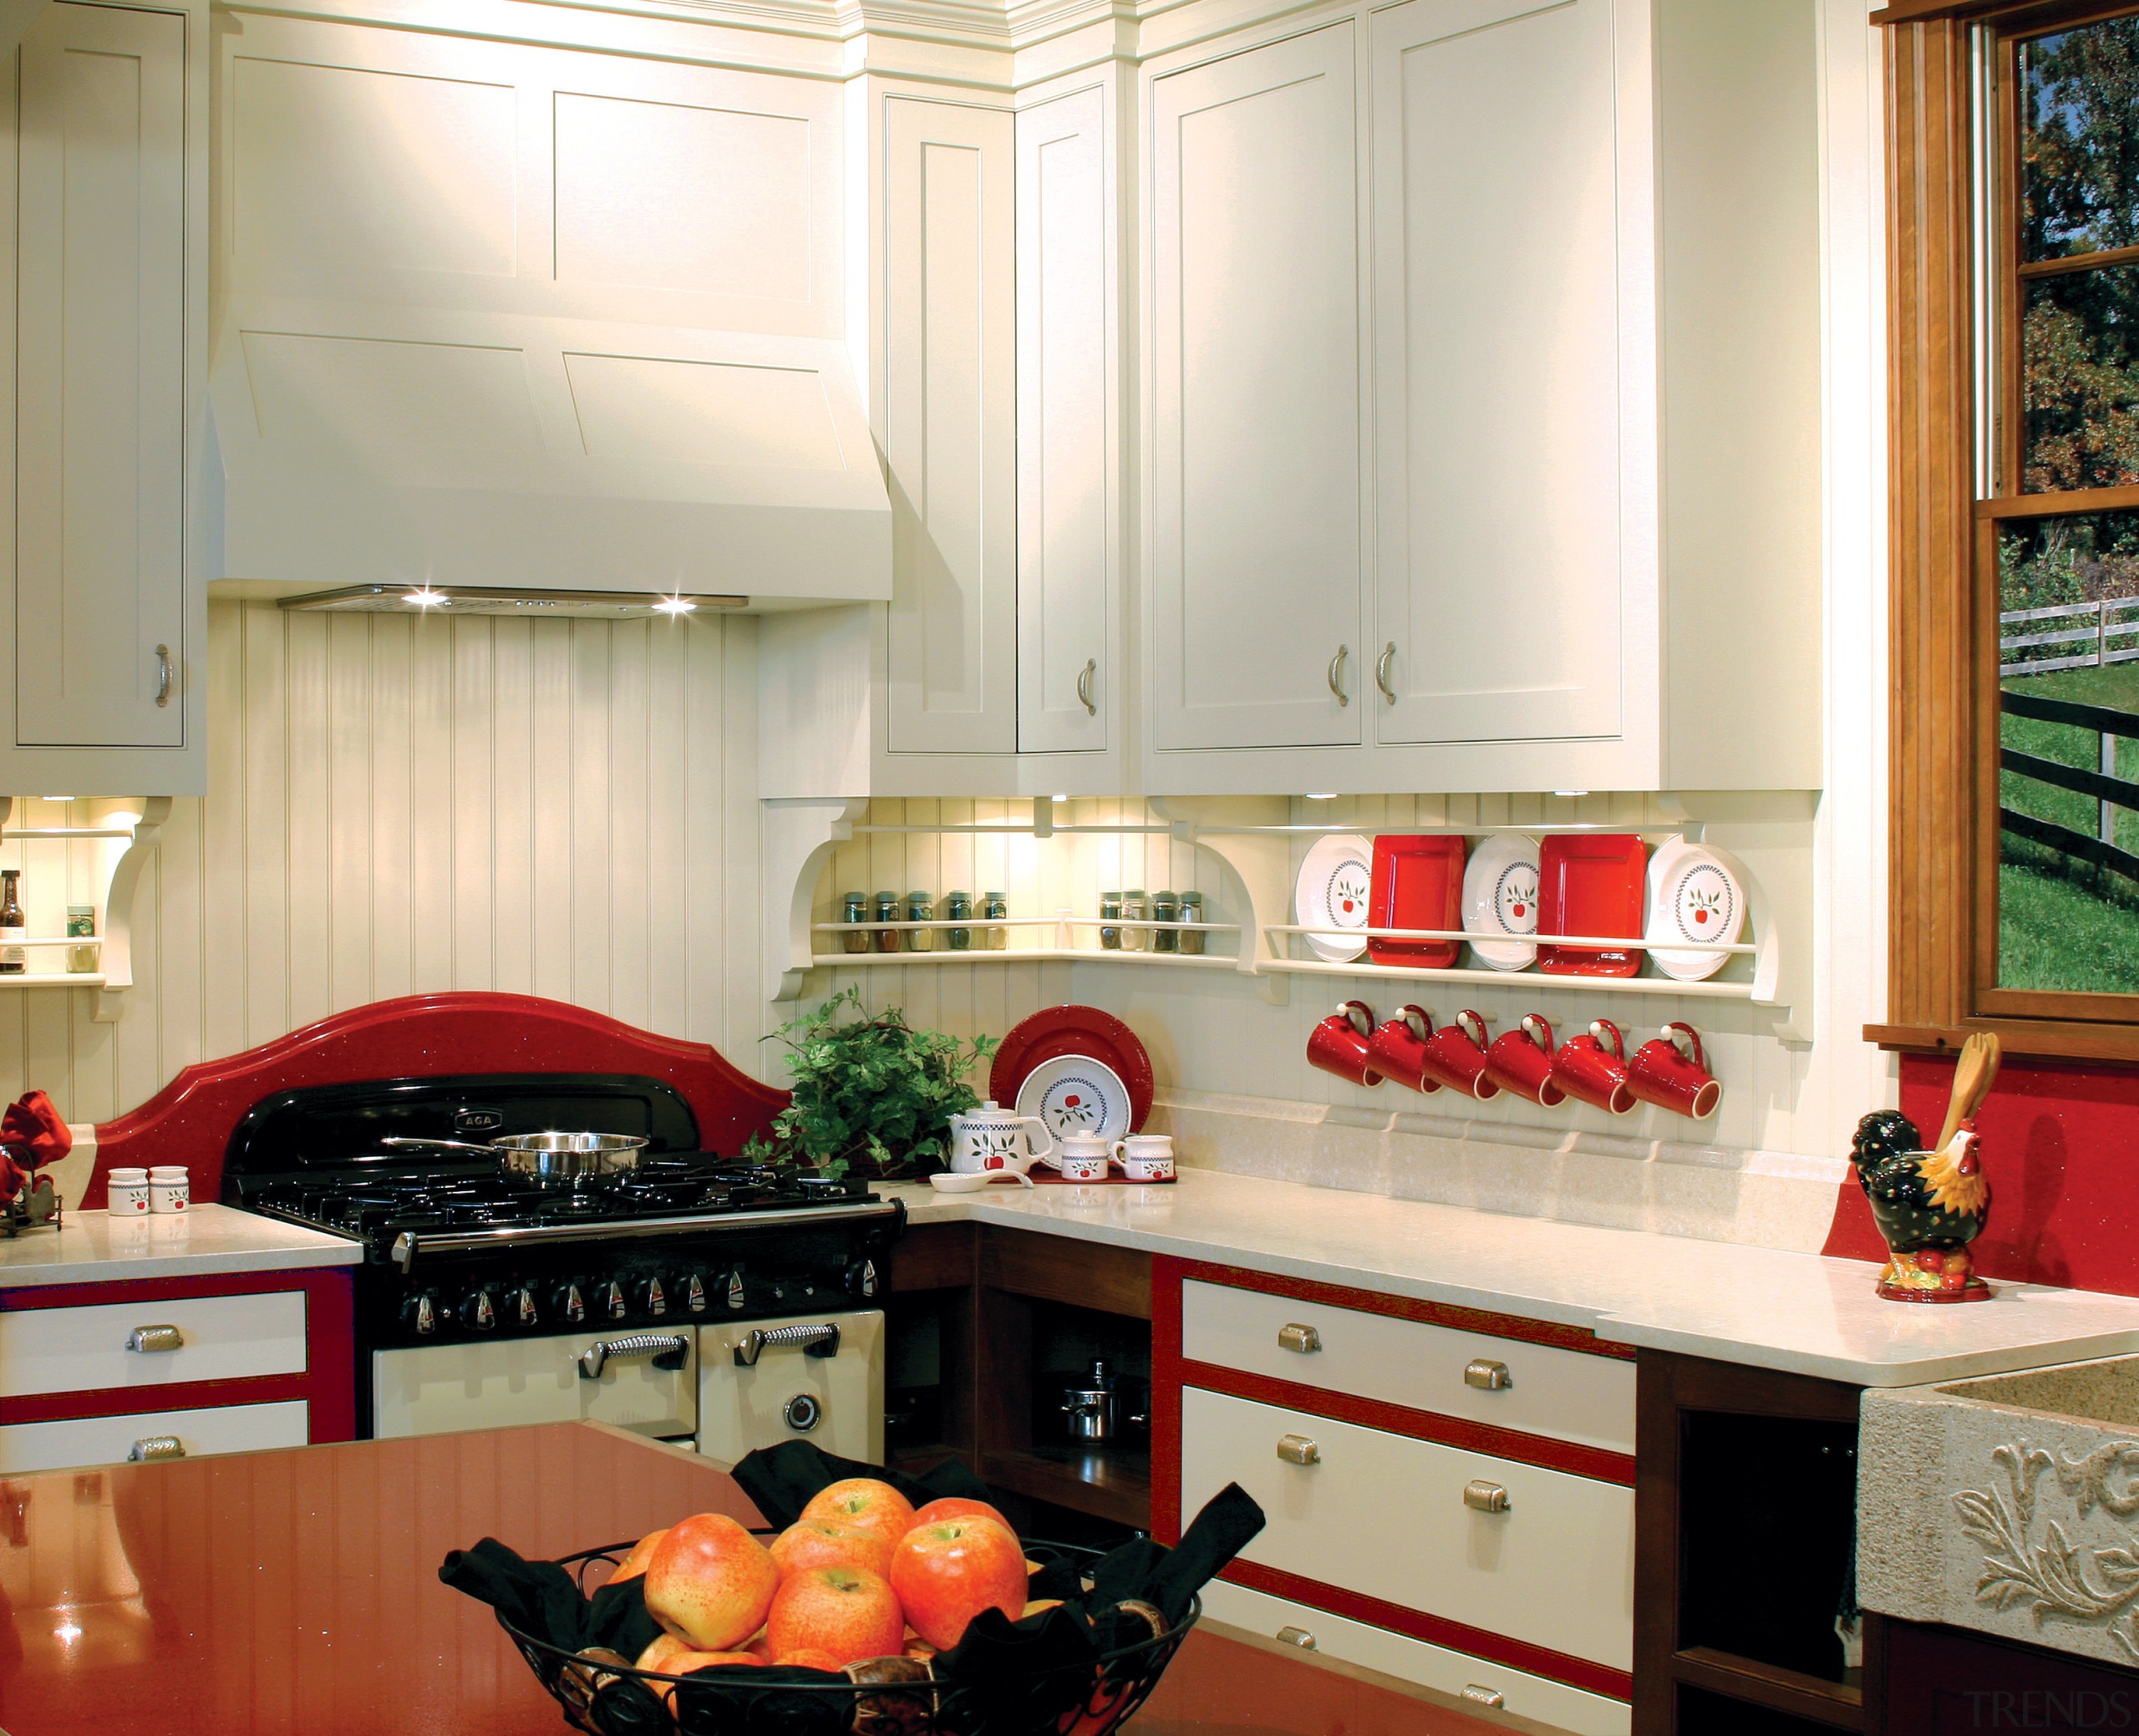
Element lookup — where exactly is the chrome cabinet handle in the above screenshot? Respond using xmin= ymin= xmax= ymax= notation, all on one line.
xmin=126 ymin=1324 xmax=183 ymax=1353
xmin=575 ymin=1332 xmax=689 ymax=1379
xmin=733 ymin=1321 xmax=842 ymax=1368
xmin=1461 ymin=1685 xmax=1506 ymax=1709
xmin=1327 ymin=645 xmax=1349 ymax=706
xmin=1278 ymin=1322 xmax=1322 ymax=1354
xmin=1375 ymin=642 xmax=1396 ymax=703
xmin=1463 ymin=1478 xmax=1511 ymax=1514
xmin=1076 ymin=657 xmax=1097 ymax=715
xmin=1277 ymin=1434 xmax=1320 ymax=1466
xmin=128 ymin=1435 xmax=184 ymax=1462
xmin=1275 ymin=1626 xmax=1317 ymax=1650
xmin=1464 ymin=1358 xmax=1512 ymax=1391
xmin=154 ymin=645 xmax=172 ymax=708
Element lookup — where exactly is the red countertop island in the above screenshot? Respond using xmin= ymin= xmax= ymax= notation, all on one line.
xmin=0 ymin=1422 xmax=1492 ymax=1734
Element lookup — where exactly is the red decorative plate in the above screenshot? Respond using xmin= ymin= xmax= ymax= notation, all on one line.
xmin=1367 ymin=835 xmax=1467 ymax=967
xmin=990 ymin=1005 xmax=1155 ymax=1134
xmin=1537 ymin=835 xmax=1649 ymax=977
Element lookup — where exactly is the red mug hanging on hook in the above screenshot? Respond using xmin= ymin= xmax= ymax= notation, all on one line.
xmin=1418 ymin=1010 xmax=1498 ymax=1100
xmin=1307 ymin=1001 xmax=1384 ymax=1089
xmin=1485 ymin=1014 xmax=1566 ymax=1107
xmin=1627 ymin=1023 xmax=1722 ymax=1120
xmin=1551 ymin=1019 xmax=1636 ymax=1115
xmin=1366 ymin=1005 xmax=1440 ymax=1094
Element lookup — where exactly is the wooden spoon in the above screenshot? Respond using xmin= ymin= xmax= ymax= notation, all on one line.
xmin=1936 ymin=1031 xmax=2003 ymax=1150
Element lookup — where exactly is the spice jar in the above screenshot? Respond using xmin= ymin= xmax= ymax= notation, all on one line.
xmin=1120 ymin=890 xmax=1148 ymax=952
xmin=874 ymin=891 xmax=902 ymax=953
xmin=945 ymin=890 xmax=973 ymax=951
xmin=66 ymin=904 xmax=97 ymax=973
xmin=841 ymin=892 xmax=871 ymax=955
xmin=1151 ymin=891 xmax=1181 ymax=952
xmin=983 ymin=891 xmax=1008 ymax=950
xmin=906 ymin=890 xmax=935 ymax=952
xmin=1100 ymin=892 xmax=1123 ymax=951
xmin=1179 ymin=891 xmax=1207 ymax=954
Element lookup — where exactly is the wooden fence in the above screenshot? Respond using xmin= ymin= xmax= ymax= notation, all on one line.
xmin=1999 ymin=596 xmax=2139 ymax=676
xmin=2001 ymin=688 xmax=2139 ymax=881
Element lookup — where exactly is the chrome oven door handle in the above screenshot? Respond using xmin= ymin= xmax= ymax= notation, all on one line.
xmin=732 ymin=1322 xmax=842 ymax=1368
xmin=575 ymin=1332 xmax=689 ymax=1380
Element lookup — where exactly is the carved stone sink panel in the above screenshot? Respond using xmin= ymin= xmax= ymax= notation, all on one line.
xmin=1861 ymin=1356 xmax=2139 ymax=1670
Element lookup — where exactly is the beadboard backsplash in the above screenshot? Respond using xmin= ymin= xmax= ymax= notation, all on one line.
xmin=1 ymin=599 xmax=765 ymax=1126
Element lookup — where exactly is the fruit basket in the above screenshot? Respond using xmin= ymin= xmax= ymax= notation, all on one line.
xmin=504 ymin=1534 xmax=1197 ymax=1736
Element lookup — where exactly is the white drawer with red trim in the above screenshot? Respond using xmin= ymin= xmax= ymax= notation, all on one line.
xmin=1200 ymin=1576 xmax=1631 ymax=1736
xmin=1180 ymin=1384 xmax=1634 ymax=1673
xmin=1181 ymin=1277 xmax=1634 ymax=1454
xmin=0 ymin=1398 xmax=310 ymax=1474
xmin=0 ymin=1288 xmax=308 ymax=1398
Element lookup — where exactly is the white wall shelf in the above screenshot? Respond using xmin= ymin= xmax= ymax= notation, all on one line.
xmin=0 ymin=797 xmax=170 ymax=1021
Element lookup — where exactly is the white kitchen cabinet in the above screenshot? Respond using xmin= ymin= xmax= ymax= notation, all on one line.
xmin=0 ymin=0 xmax=205 ymax=794
xmin=882 ymin=96 xmax=1019 ymax=759
xmin=1016 ymin=86 xmax=1112 ymax=756
xmin=1369 ymin=0 xmax=1629 ymax=748
xmin=1148 ymin=23 xmax=1365 ymax=753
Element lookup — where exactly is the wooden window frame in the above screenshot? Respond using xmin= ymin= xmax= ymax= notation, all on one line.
xmin=1873 ymin=0 xmax=2139 ymax=1061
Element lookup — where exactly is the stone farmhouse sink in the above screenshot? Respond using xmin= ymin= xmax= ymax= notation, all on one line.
xmin=1861 ymin=1357 xmax=2139 ymax=1667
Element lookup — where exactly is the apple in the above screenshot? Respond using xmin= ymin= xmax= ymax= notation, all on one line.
xmin=765 ymin=1564 xmax=907 ymax=1667
xmin=653 ymin=1649 xmax=762 ymax=1712
xmin=609 ymin=1527 xmax=668 ymax=1585
xmin=771 ymin=1516 xmax=897 ymax=1581
xmin=777 ymin=1647 xmax=847 ymax=1673
xmin=636 ymin=1632 xmax=691 ymax=1673
xmin=907 ymin=1497 xmax=1012 ymax=1536
xmin=800 ymin=1478 xmax=916 ymax=1546
xmin=643 ymin=1513 xmax=779 ymax=1652
xmin=889 ymin=1519 xmax=1028 ymax=1650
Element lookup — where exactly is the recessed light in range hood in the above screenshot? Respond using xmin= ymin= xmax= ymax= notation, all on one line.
xmin=276 ymin=586 xmax=748 ymax=618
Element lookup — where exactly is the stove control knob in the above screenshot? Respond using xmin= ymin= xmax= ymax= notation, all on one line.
xmin=551 ymin=1282 xmax=587 ymax=1326
xmin=725 ymin=1270 xmax=747 ymax=1312
xmin=459 ymin=1288 xmax=499 ymax=1332
xmin=682 ymin=1272 xmax=709 ymax=1315
xmin=847 ymin=1258 xmax=881 ymax=1300
xmin=638 ymin=1275 xmax=668 ymax=1318
xmin=510 ymin=1285 xmax=540 ymax=1327
xmin=403 ymin=1291 xmax=440 ymax=1338
xmin=602 ymin=1280 xmax=627 ymax=1322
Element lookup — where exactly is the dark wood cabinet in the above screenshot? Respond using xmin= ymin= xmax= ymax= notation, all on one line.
xmin=887 ymin=1221 xmax=1153 ymax=1531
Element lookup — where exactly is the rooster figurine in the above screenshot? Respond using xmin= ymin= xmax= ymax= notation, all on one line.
xmin=1848 ymin=1032 xmax=2000 ymax=1304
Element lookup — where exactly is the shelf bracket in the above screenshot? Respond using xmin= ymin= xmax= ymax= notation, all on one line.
xmin=94 ymin=797 xmax=171 ymax=1024
xmin=765 ymin=796 xmax=870 ymax=1003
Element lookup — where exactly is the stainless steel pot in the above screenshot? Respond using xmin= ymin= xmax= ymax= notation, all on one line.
xmin=378 ymin=1132 xmax=648 ymax=1188
xmin=1059 ymin=1359 xmax=1149 ymax=1444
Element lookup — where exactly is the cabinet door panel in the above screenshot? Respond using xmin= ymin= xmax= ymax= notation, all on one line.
xmin=1370 ymin=0 xmax=1622 ymax=744
xmin=1151 ymin=25 xmax=1364 ymax=751
xmin=1016 ymin=87 xmax=1110 ymax=755
xmin=15 ymin=2 xmax=186 ymax=749
xmin=884 ymin=98 xmax=1017 ymax=756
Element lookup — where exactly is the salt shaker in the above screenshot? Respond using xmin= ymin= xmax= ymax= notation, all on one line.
xmin=149 ymin=1165 xmax=189 ymax=1214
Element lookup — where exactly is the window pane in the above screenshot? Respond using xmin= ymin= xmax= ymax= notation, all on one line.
xmin=2021 ymin=21 xmax=2139 ymax=263
xmin=2023 ymin=264 xmax=2139 ymax=490
xmin=1997 ymin=513 xmax=2139 ymax=993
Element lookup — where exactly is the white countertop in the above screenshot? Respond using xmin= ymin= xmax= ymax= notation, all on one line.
xmin=0 ymin=1203 xmax=361 ymax=1288
xmin=885 ymin=1169 xmax=2139 ymax=1388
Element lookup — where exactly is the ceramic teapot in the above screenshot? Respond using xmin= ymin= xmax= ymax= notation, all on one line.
xmin=946 ymin=1100 xmax=1054 ymax=1182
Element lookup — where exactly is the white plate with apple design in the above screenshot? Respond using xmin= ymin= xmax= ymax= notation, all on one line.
xmin=1294 ymin=835 xmax=1374 ymax=962
xmin=1015 ymin=1054 xmax=1132 ymax=1144
xmin=1644 ymin=837 xmax=1746 ymax=982
xmin=1461 ymin=833 xmax=1542 ymax=971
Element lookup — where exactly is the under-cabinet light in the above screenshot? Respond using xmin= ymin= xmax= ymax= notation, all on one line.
xmin=1303 ymin=793 xmax=1338 ymax=800
xmin=1554 ymin=790 xmax=1588 ymax=798
xmin=404 ymin=588 xmax=446 ymax=610
xmin=39 ymin=797 xmax=71 ymax=803
xmin=654 ymin=595 xmax=697 ymax=616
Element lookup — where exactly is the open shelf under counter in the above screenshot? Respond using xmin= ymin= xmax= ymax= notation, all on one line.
xmin=978 ymin=1444 xmax=1151 ymax=1530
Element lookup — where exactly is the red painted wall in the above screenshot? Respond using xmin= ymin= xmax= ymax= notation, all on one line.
xmin=1822 ymin=1053 xmax=2139 ymax=1296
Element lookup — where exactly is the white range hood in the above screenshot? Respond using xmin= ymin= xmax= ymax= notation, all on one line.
xmin=211 ymin=301 xmax=892 ymax=611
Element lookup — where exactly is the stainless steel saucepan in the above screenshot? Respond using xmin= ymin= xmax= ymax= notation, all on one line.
xmin=379 ymin=1132 xmax=649 ymax=1188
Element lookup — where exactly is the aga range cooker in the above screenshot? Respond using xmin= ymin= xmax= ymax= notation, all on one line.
xmin=222 ymin=1072 xmax=903 ymax=1462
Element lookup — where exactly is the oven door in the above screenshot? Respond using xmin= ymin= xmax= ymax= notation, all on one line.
xmin=696 ymin=1309 xmax=883 ymax=1468
xmin=372 ymin=1329 xmax=698 ymax=1441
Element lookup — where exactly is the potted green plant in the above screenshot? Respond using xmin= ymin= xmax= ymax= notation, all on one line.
xmin=744 ymin=988 xmax=997 ymax=1180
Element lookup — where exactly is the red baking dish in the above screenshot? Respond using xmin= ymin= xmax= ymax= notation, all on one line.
xmin=1368 ymin=835 xmax=1467 ymax=967
xmin=1537 ymin=834 xmax=1648 ymax=977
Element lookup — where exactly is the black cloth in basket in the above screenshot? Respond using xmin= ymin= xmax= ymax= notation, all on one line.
xmin=439 ymin=1442 xmax=1264 ymax=1736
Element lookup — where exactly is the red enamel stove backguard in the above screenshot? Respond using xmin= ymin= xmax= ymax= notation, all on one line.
xmin=85 ymin=993 xmax=789 ymax=1209
xmin=1823 ymin=1051 xmax=2139 ymax=1297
